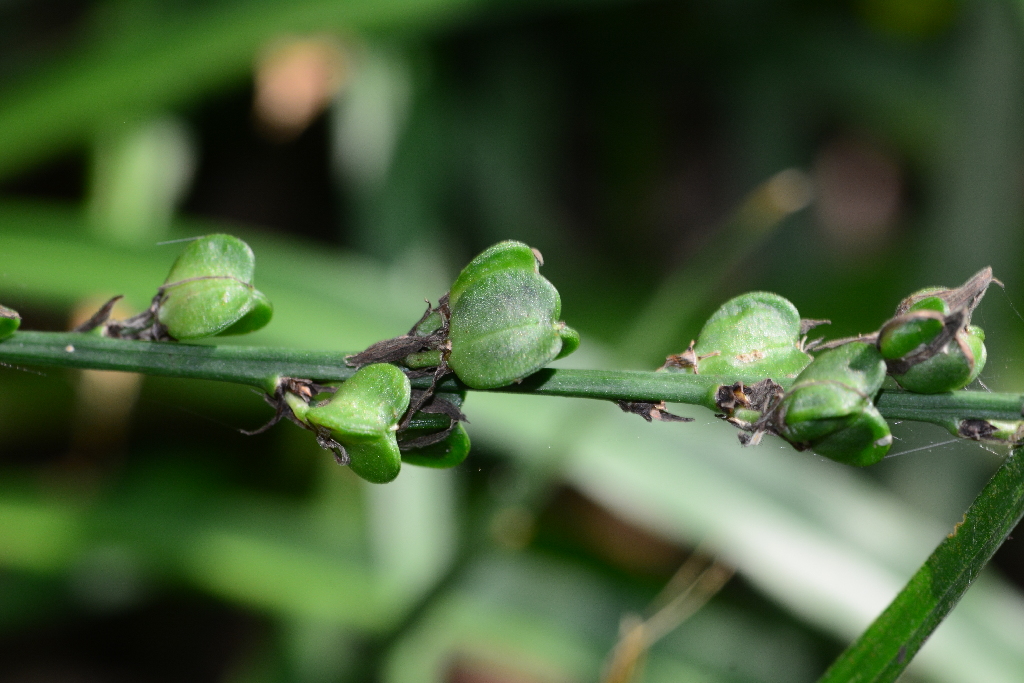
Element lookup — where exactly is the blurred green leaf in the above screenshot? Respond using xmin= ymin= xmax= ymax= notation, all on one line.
xmin=0 ymin=0 xmax=478 ymax=180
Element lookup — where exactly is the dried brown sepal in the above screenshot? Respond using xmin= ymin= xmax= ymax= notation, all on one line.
xmin=814 ymin=332 xmax=879 ymax=351
xmin=617 ymin=400 xmax=693 ymax=423
xmin=414 ymin=390 xmax=469 ymax=423
xmin=87 ymin=291 xmax=173 ymax=341
xmin=956 ymin=418 xmax=1024 ymax=445
xmin=895 ymin=266 xmax=1000 ymax=319
xmin=239 ymin=377 xmax=335 ymax=436
xmin=345 ymin=335 xmax=443 ymax=366
xmin=346 ymin=295 xmax=452 ymax=367
xmin=660 ymin=340 xmax=721 ymax=374
xmin=958 ymin=419 xmax=997 ymax=441
xmin=799 ymin=318 xmax=831 ymax=335
xmin=715 ymin=378 xmax=784 ymax=416
xmin=714 ymin=383 xmax=750 ymax=413
xmin=714 ymin=378 xmax=785 ymax=447
xmin=747 ymin=378 xmax=786 ymax=412
xmin=313 ymin=426 xmax=350 ymax=466
xmin=73 ymin=295 xmax=124 ymax=332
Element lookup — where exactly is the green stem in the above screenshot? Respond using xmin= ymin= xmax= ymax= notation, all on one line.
xmin=1 ymin=332 xmax=1022 ymax=426
xmin=818 ymin=448 xmax=1024 ymax=683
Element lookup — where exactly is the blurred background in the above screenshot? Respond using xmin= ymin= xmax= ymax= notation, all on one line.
xmin=2 ymin=0 xmax=1024 ymax=681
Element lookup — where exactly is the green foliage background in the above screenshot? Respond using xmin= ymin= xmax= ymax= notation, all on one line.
xmin=2 ymin=0 xmax=1024 ymax=681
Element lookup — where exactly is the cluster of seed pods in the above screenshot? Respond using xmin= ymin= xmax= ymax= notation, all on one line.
xmin=1 ymin=232 xmax=1003 ymax=478
xmin=3 ymin=236 xmax=578 ymax=484
xmin=284 ymin=240 xmax=579 ymax=483
xmin=663 ymin=268 xmax=998 ymax=466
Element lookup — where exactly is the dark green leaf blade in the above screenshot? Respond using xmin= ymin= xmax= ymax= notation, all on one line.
xmin=819 ymin=449 xmax=1024 ymax=683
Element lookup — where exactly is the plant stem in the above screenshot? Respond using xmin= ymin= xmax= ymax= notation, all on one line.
xmin=1 ymin=331 xmax=1022 ymax=426
xmin=818 ymin=447 xmax=1024 ymax=683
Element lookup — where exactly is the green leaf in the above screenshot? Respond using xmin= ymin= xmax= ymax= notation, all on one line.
xmin=819 ymin=448 xmax=1024 ymax=683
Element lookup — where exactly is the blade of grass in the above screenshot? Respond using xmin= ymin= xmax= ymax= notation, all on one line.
xmin=818 ymin=448 xmax=1024 ymax=683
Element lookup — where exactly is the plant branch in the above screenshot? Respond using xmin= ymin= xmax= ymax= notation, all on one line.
xmin=1 ymin=332 xmax=1022 ymax=427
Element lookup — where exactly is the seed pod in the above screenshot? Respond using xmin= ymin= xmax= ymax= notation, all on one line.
xmin=889 ymin=324 xmax=986 ymax=394
xmin=156 ymin=234 xmax=273 ymax=340
xmin=0 ymin=304 xmax=20 ymax=340
xmin=401 ymin=423 xmax=471 ymax=469
xmin=877 ymin=268 xmax=995 ymax=393
xmin=446 ymin=241 xmax=579 ymax=389
xmin=664 ymin=291 xmax=814 ymax=382
xmin=773 ymin=342 xmax=891 ymax=466
xmin=396 ymin=391 xmax=471 ymax=468
xmin=878 ymin=294 xmax=987 ymax=394
xmin=302 ymin=363 xmax=411 ymax=484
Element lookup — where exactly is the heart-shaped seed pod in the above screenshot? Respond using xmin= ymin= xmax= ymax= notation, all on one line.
xmin=877 ymin=268 xmax=995 ymax=393
xmin=446 ymin=241 xmax=579 ymax=389
xmin=0 ymin=304 xmax=20 ymax=340
xmin=773 ymin=342 xmax=891 ymax=466
xmin=157 ymin=234 xmax=273 ymax=340
xmin=889 ymin=324 xmax=986 ymax=394
xmin=663 ymin=292 xmax=815 ymax=382
xmin=879 ymin=291 xmax=987 ymax=394
xmin=877 ymin=296 xmax=946 ymax=361
xmin=301 ymin=363 xmax=411 ymax=484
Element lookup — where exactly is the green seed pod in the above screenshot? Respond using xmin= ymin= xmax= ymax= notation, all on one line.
xmin=0 ymin=304 xmax=20 ymax=340
xmin=156 ymin=234 xmax=273 ymax=340
xmin=891 ymin=325 xmax=986 ymax=394
xmin=396 ymin=391 xmax=471 ymax=469
xmin=401 ymin=423 xmax=471 ymax=469
xmin=774 ymin=342 xmax=891 ymax=466
xmin=665 ymin=292 xmax=814 ymax=381
xmin=877 ymin=296 xmax=946 ymax=361
xmin=446 ymin=240 xmax=578 ymax=389
xmin=449 ymin=241 xmax=541 ymax=307
xmin=303 ymin=363 xmax=411 ymax=484
xmin=878 ymin=288 xmax=988 ymax=394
